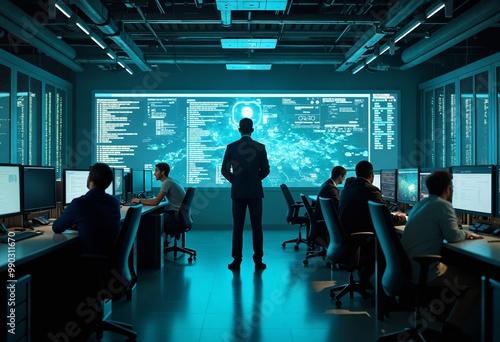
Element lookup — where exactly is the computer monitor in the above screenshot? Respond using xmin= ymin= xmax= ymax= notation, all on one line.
xmin=396 ymin=168 xmax=419 ymax=204
xmin=63 ymin=169 xmax=89 ymax=205
xmin=144 ymin=169 xmax=153 ymax=193
xmin=419 ymin=168 xmax=449 ymax=200
xmin=372 ymin=170 xmax=381 ymax=189
xmin=22 ymin=166 xmax=56 ymax=213
xmin=114 ymin=168 xmax=124 ymax=197
xmin=380 ymin=169 xmax=397 ymax=202
xmin=0 ymin=164 xmax=22 ymax=218
xmin=452 ymin=165 xmax=494 ymax=217
xmin=131 ymin=169 xmax=145 ymax=194
xmin=105 ymin=178 xmax=114 ymax=196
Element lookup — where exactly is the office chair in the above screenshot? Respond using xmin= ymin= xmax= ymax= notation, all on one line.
xmin=481 ymin=276 xmax=500 ymax=342
xmin=319 ymin=197 xmax=373 ymax=307
xmin=86 ymin=203 xmax=143 ymax=341
xmin=367 ymin=200 xmax=446 ymax=341
xmin=300 ymin=194 xmax=326 ymax=265
xmin=280 ymin=184 xmax=310 ymax=250
xmin=164 ymin=187 xmax=197 ymax=262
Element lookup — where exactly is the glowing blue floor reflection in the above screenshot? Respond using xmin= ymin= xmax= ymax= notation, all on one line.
xmin=87 ymin=229 xmax=472 ymax=342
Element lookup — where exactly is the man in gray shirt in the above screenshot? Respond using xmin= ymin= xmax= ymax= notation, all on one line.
xmin=131 ymin=162 xmax=185 ymax=210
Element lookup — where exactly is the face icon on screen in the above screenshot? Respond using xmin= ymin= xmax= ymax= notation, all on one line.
xmin=232 ymin=101 xmax=261 ymax=126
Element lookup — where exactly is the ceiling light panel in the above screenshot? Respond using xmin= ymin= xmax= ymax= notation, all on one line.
xmin=226 ymin=64 xmax=272 ymax=70
xmin=221 ymin=38 xmax=277 ymax=49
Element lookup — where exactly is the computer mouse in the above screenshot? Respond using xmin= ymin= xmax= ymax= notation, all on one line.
xmin=492 ymin=228 xmax=500 ymax=236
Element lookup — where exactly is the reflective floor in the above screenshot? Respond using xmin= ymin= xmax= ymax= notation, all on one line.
xmin=88 ymin=230 xmax=480 ymax=341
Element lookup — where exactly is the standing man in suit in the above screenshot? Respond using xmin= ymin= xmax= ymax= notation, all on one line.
xmin=339 ymin=160 xmax=406 ymax=287
xmin=222 ymin=118 xmax=270 ymax=271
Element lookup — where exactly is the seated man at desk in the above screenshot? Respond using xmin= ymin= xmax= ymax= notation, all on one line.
xmin=339 ymin=161 xmax=406 ymax=288
xmin=401 ymin=170 xmax=482 ymax=339
xmin=315 ymin=165 xmax=346 ymax=220
xmin=131 ymin=162 xmax=185 ymax=211
xmin=53 ymin=162 xmax=120 ymax=255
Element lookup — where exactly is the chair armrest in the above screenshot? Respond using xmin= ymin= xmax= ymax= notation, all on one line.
xmin=350 ymin=232 xmax=375 ymax=237
xmin=291 ymin=203 xmax=304 ymax=218
xmin=413 ymin=255 xmax=442 ymax=288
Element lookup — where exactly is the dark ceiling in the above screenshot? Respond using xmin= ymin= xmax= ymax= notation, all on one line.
xmin=1 ymin=0 xmax=499 ymax=74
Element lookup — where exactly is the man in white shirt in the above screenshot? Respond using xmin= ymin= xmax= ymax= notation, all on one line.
xmin=402 ymin=170 xmax=482 ymax=339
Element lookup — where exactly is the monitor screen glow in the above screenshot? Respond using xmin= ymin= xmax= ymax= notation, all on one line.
xmin=132 ymin=169 xmax=145 ymax=194
xmin=452 ymin=165 xmax=494 ymax=217
xmin=114 ymin=168 xmax=124 ymax=197
xmin=380 ymin=169 xmax=397 ymax=202
xmin=144 ymin=170 xmax=153 ymax=192
xmin=396 ymin=168 xmax=419 ymax=204
xmin=0 ymin=165 xmax=22 ymax=218
xmin=63 ymin=169 xmax=89 ymax=205
xmin=372 ymin=174 xmax=381 ymax=189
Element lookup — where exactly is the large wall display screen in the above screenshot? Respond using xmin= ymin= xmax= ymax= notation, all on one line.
xmin=94 ymin=92 xmax=399 ymax=187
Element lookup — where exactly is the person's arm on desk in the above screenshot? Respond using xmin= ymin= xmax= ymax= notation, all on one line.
xmin=131 ymin=191 xmax=166 ymax=206
xmin=52 ymin=200 xmax=77 ymax=233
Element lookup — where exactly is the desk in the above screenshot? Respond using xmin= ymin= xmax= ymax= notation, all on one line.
xmin=0 ymin=226 xmax=79 ymax=272
xmin=376 ymin=225 xmax=500 ymax=320
xmin=0 ymin=203 xmax=167 ymax=340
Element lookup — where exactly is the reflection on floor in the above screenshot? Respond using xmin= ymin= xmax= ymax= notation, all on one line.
xmin=87 ymin=230 xmax=480 ymax=341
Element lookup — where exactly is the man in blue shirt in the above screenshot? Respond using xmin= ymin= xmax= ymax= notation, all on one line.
xmin=53 ymin=163 xmax=121 ymax=255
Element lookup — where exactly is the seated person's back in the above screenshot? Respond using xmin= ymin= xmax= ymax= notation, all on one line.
xmin=53 ymin=163 xmax=121 ymax=255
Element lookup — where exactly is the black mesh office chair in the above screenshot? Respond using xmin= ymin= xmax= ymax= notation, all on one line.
xmin=300 ymin=194 xmax=326 ymax=265
xmin=280 ymin=184 xmax=310 ymax=250
xmin=368 ymin=200 xmax=446 ymax=341
xmin=88 ymin=203 xmax=143 ymax=341
xmin=164 ymin=187 xmax=197 ymax=262
xmin=319 ymin=197 xmax=373 ymax=307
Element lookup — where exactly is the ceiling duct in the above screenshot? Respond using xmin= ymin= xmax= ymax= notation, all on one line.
xmin=0 ymin=14 xmax=83 ymax=71
xmin=71 ymin=0 xmax=152 ymax=72
xmin=76 ymin=53 xmax=344 ymax=65
xmin=400 ymin=0 xmax=500 ymax=69
xmin=336 ymin=0 xmax=427 ymax=71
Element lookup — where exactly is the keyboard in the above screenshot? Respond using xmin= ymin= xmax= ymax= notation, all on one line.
xmin=0 ymin=230 xmax=44 ymax=243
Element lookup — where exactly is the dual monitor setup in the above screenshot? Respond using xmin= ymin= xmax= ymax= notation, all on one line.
xmin=0 ymin=164 xmax=155 ymax=229
xmin=373 ymin=165 xmax=498 ymax=218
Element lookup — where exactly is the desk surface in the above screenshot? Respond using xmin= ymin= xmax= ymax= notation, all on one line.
xmin=0 ymin=226 xmax=79 ymax=272
xmin=120 ymin=202 xmax=166 ymax=221
xmin=0 ymin=203 xmax=167 ymax=273
xmin=395 ymin=225 xmax=500 ymax=269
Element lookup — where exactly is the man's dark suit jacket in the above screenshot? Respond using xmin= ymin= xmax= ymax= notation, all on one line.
xmin=339 ymin=177 xmax=405 ymax=234
xmin=221 ymin=136 xmax=270 ymax=199
xmin=315 ymin=178 xmax=339 ymax=221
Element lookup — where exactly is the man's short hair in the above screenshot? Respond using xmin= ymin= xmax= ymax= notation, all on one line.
xmin=426 ymin=170 xmax=452 ymax=196
xmin=355 ymin=161 xmax=373 ymax=179
xmin=89 ymin=163 xmax=113 ymax=189
xmin=239 ymin=118 xmax=254 ymax=134
xmin=331 ymin=166 xmax=346 ymax=179
xmin=156 ymin=162 xmax=170 ymax=177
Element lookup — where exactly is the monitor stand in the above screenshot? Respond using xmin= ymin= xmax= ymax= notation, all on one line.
xmin=23 ymin=214 xmax=36 ymax=230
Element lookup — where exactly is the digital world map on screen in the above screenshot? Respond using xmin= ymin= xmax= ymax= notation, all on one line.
xmin=94 ymin=92 xmax=399 ymax=187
